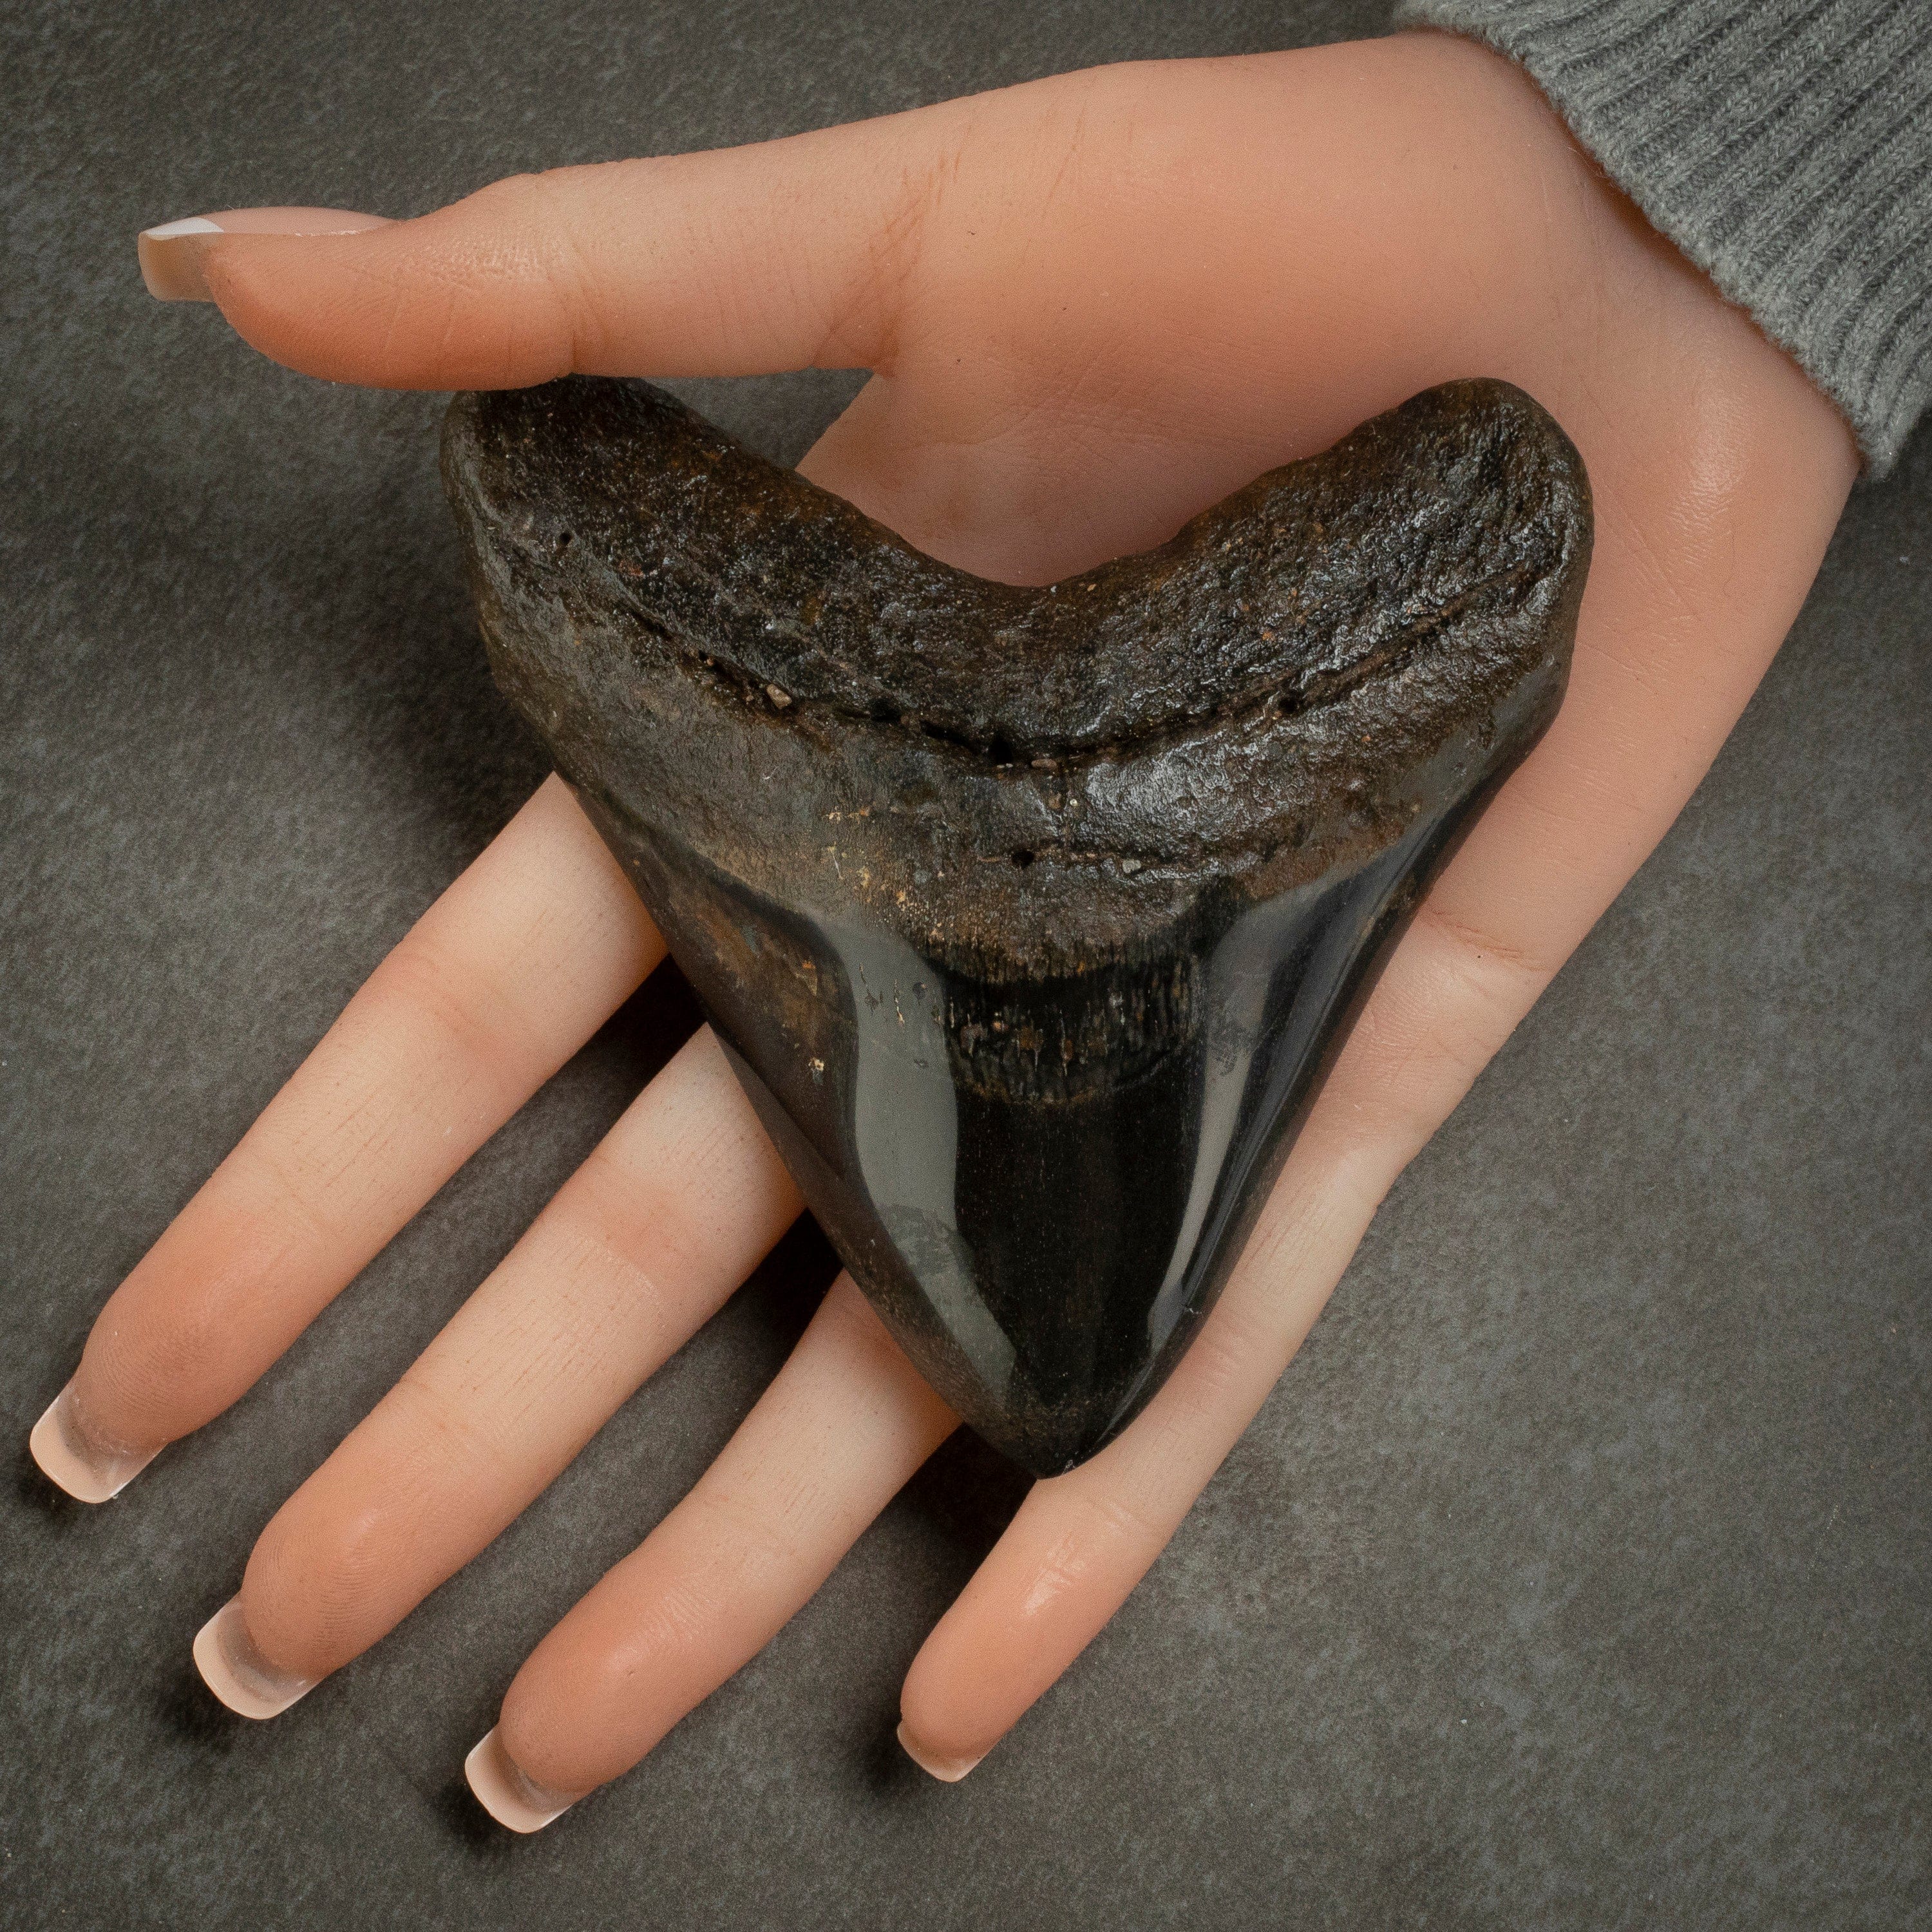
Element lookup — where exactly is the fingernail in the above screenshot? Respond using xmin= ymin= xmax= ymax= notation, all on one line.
xmin=464 ymin=1727 xmax=583 ymax=1833
xmin=137 ymin=206 xmax=390 ymax=303
xmin=193 ymin=1596 xmax=316 ymax=1719
xmin=896 ymin=1719 xmax=986 ymax=1784
xmin=28 ymin=1381 xmax=158 ymax=1503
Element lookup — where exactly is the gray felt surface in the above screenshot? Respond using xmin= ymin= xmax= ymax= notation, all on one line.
xmin=2 ymin=2 xmax=1927 ymax=1927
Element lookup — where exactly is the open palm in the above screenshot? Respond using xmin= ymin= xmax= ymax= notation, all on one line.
xmin=41 ymin=32 xmax=1854 ymax=1825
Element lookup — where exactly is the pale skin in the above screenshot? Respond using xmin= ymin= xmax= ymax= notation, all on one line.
xmin=43 ymin=31 xmax=1857 ymax=1821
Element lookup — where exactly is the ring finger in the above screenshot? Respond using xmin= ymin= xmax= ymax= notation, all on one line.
xmin=468 ymin=1271 xmax=958 ymax=1830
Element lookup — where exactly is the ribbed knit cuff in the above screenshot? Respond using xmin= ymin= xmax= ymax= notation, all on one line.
xmin=1391 ymin=0 xmax=1932 ymax=471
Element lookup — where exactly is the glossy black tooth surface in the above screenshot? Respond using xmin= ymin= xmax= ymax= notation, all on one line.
xmin=442 ymin=375 xmax=1593 ymax=1477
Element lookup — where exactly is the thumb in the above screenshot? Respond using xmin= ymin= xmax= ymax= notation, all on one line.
xmin=137 ymin=107 xmax=974 ymax=390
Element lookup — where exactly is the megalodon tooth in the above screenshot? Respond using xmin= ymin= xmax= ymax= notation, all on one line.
xmin=442 ymin=374 xmax=1591 ymax=1476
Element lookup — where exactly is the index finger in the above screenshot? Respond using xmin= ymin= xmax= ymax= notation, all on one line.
xmin=31 ymin=777 xmax=660 ymax=1501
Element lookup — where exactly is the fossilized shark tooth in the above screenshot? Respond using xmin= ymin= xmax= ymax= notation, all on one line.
xmin=442 ymin=375 xmax=1590 ymax=1475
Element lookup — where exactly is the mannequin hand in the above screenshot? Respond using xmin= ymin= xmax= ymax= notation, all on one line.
xmin=45 ymin=33 xmax=1855 ymax=1822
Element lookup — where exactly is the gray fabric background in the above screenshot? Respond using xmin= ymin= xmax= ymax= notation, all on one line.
xmin=2 ymin=3 xmax=1926 ymax=1927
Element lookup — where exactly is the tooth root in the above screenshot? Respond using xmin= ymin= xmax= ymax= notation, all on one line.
xmin=444 ymin=375 xmax=1591 ymax=1475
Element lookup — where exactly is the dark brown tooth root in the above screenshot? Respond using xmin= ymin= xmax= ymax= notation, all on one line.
xmin=445 ymin=375 xmax=1591 ymax=1475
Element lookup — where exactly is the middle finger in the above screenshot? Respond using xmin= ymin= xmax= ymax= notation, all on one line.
xmin=194 ymin=1025 xmax=801 ymax=1716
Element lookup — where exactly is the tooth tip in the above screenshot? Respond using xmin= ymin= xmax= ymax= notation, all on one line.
xmin=192 ymin=1598 xmax=314 ymax=1719
xmin=464 ymin=1728 xmax=578 ymax=1833
xmin=28 ymin=1384 xmax=149 ymax=1502
xmin=896 ymin=1721 xmax=984 ymax=1783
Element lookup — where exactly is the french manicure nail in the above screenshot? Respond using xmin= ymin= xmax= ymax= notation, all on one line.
xmin=28 ymin=1381 xmax=158 ymax=1503
xmin=137 ymin=205 xmax=391 ymax=303
xmin=137 ymin=217 xmax=225 ymax=301
xmin=896 ymin=1720 xmax=986 ymax=1784
xmin=193 ymin=1596 xmax=316 ymax=1719
xmin=464 ymin=1727 xmax=583 ymax=1833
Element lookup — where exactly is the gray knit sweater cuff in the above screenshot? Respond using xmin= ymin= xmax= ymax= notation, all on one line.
xmin=1390 ymin=0 xmax=1932 ymax=471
